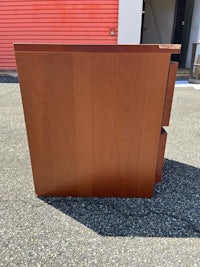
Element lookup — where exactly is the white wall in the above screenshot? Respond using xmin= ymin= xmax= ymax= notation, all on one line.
xmin=118 ymin=0 xmax=143 ymax=44
xmin=142 ymin=0 xmax=176 ymax=44
xmin=186 ymin=0 xmax=200 ymax=68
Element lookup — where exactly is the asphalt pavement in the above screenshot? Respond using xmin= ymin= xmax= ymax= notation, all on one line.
xmin=0 ymin=82 xmax=200 ymax=266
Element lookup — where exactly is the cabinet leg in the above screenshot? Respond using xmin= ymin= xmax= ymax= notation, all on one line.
xmin=155 ymin=128 xmax=167 ymax=183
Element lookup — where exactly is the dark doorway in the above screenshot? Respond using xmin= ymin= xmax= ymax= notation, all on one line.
xmin=172 ymin=0 xmax=194 ymax=67
xmin=140 ymin=0 xmax=146 ymax=43
xmin=172 ymin=0 xmax=186 ymax=46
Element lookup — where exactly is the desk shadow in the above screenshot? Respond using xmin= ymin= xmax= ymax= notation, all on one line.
xmin=40 ymin=159 xmax=200 ymax=237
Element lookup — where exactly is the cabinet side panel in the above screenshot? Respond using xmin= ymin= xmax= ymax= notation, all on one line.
xmin=16 ymin=50 xmax=170 ymax=197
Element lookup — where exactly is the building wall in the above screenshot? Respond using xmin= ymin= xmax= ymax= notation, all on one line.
xmin=1 ymin=0 xmax=198 ymax=70
xmin=118 ymin=0 xmax=143 ymax=44
xmin=186 ymin=0 xmax=200 ymax=67
xmin=141 ymin=0 xmax=176 ymax=44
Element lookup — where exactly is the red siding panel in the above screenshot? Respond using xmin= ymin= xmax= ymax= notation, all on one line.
xmin=0 ymin=0 xmax=118 ymax=70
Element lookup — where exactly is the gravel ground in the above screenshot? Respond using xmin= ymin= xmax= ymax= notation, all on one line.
xmin=0 ymin=83 xmax=200 ymax=267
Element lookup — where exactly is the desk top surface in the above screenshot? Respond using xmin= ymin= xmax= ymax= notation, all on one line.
xmin=14 ymin=43 xmax=181 ymax=54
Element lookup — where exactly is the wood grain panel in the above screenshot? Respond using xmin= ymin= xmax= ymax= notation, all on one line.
xmin=15 ymin=45 xmax=178 ymax=197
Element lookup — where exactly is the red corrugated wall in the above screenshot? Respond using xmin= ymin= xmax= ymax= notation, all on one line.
xmin=0 ymin=0 xmax=118 ymax=70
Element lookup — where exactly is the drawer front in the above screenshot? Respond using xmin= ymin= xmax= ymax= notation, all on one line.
xmin=163 ymin=61 xmax=178 ymax=126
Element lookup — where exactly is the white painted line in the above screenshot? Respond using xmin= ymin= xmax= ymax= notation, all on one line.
xmin=175 ymin=84 xmax=200 ymax=90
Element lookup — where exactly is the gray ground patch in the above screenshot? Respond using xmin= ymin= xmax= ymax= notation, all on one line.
xmin=0 ymin=84 xmax=200 ymax=266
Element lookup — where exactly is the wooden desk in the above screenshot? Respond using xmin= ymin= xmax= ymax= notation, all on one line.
xmin=14 ymin=44 xmax=180 ymax=197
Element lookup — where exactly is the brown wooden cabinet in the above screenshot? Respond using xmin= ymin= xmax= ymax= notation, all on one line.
xmin=14 ymin=44 xmax=180 ymax=197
